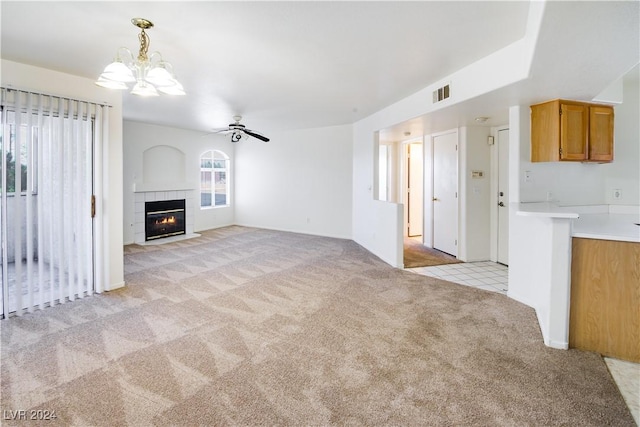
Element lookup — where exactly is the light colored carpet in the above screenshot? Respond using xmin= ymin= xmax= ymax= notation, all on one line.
xmin=1 ymin=226 xmax=634 ymax=426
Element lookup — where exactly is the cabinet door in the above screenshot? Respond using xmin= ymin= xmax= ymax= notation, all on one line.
xmin=560 ymin=103 xmax=588 ymax=160
xmin=570 ymin=238 xmax=640 ymax=362
xmin=589 ymin=106 xmax=614 ymax=161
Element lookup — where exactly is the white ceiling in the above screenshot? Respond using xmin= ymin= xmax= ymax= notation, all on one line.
xmin=1 ymin=1 xmax=638 ymax=140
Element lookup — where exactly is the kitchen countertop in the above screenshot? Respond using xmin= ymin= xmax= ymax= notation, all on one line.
xmin=516 ymin=203 xmax=640 ymax=243
xmin=572 ymin=213 xmax=640 ymax=243
xmin=516 ymin=202 xmax=580 ymax=218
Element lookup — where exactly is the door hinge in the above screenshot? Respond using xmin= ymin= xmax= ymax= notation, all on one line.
xmin=559 ymin=107 xmax=562 ymax=115
xmin=91 ymin=195 xmax=96 ymax=218
xmin=559 ymin=148 xmax=563 ymax=156
xmin=455 ymin=239 xmax=457 ymax=246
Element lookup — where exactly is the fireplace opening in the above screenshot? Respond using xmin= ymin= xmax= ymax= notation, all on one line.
xmin=145 ymin=199 xmax=186 ymax=241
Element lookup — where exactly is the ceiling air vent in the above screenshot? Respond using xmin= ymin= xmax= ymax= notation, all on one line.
xmin=432 ymin=84 xmax=450 ymax=103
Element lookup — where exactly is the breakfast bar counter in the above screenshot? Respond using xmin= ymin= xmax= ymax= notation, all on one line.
xmin=511 ymin=203 xmax=639 ymax=355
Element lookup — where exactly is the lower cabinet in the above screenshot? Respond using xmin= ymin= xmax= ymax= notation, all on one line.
xmin=569 ymin=237 xmax=640 ymax=362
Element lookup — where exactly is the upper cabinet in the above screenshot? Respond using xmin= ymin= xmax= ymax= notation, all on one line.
xmin=531 ymin=99 xmax=614 ymax=162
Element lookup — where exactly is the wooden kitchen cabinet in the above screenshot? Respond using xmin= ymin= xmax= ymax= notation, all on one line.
xmin=530 ymin=99 xmax=614 ymax=162
xmin=569 ymin=238 xmax=640 ymax=362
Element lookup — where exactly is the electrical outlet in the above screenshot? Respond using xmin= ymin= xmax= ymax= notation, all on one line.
xmin=546 ymin=191 xmax=553 ymax=201
xmin=524 ymin=170 xmax=532 ymax=183
xmin=613 ymin=189 xmax=622 ymax=200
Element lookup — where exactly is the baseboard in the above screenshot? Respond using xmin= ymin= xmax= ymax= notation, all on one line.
xmin=104 ymin=281 xmax=125 ymax=292
xmin=547 ymin=339 xmax=569 ymax=350
xmin=506 ymin=290 xmax=537 ymax=310
xmin=232 ymin=222 xmax=352 ymax=241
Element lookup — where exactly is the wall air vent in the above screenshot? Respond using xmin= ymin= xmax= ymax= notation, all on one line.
xmin=432 ymin=84 xmax=450 ymax=103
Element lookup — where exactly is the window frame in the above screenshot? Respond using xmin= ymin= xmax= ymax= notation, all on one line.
xmin=200 ymin=149 xmax=230 ymax=209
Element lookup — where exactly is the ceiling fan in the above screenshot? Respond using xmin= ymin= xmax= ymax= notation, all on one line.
xmin=210 ymin=116 xmax=270 ymax=142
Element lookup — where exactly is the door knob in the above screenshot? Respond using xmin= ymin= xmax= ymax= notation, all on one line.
xmin=498 ymin=201 xmax=505 ymax=207
xmin=433 ymin=197 xmax=439 ymax=201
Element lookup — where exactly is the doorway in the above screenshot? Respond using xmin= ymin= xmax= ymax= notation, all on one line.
xmin=432 ymin=130 xmax=458 ymax=257
xmin=0 ymin=89 xmax=99 ymax=317
xmin=404 ymin=141 xmax=423 ymax=238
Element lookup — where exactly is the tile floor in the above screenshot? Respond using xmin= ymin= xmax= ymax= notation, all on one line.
xmin=407 ymin=260 xmax=639 ymax=425
xmin=605 ymin=357 xmax=640 ymax=425
xmin=407 ymin=261 xmax=509 ymax=295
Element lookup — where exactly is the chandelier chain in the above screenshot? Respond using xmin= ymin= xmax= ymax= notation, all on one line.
xmin=137 ymin=29 xmax=150 ymax=63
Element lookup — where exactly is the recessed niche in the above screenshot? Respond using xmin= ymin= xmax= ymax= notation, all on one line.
xmin=142 ymin=145 xmax=186 ymax=184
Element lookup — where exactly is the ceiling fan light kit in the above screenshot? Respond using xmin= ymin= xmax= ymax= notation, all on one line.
xmin=210 ymin=116 xmax=270 ymax=143
xmin=95 ymin=18 xmax=185 ymax=97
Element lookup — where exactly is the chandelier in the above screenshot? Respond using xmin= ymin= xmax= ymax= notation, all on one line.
xmin=95 ymin=18 xmax=185 ymax=97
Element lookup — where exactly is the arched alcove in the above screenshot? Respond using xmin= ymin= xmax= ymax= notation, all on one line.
xmin=142 ymin=145 xmax=186 ymax=185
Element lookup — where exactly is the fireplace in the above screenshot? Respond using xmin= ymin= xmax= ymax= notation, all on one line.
xmin=145 ymin=199 xmax=186 ymax=241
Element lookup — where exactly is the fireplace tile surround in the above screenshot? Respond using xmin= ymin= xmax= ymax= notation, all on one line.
xmin=134 ymin=190 xmax=195 ymax=244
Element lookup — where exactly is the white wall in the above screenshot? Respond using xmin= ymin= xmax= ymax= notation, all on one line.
xmin=234 ymin=124 xmax=352 ymax=239
xmin=1 ymin=59 xmax=124 ymax=291
xmin=604 ymin=66 xmax=640 ymax=205
xmin=350 ymin=2 xmax=544 ymax=266
xmin=122 ymin=121 xmax=236 ymax=244
xmin=459 ymin=126 xmax=492 ymax=261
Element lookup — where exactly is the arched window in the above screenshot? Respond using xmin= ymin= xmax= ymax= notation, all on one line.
xmin=200 ymin=150 xmax=230 ymax=208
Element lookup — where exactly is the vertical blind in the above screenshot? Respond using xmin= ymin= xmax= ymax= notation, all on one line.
xmin=0 ymin=87 xmax=107 ymax=317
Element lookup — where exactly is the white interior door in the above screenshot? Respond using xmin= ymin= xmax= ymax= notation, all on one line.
xmin=497 ymin=128 xmax=509 ymax=265
xmin=407 ymin=142 xmax=423 ymax=237
xmin=432 ymin=132 xmax=458 ymax=256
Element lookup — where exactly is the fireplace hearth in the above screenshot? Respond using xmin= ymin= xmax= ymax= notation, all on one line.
xmin=145 ymin=199 xmax=186 ymax=241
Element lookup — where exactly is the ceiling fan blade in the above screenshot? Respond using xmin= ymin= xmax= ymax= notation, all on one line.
xmin=202 ymin=128 xmax=231 ymax=136
xmin=243 ymin=129 xmax=270 ymax=142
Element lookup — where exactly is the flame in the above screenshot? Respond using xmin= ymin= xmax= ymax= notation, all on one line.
xmin=155 ymin=216 xmax=176 ymax=225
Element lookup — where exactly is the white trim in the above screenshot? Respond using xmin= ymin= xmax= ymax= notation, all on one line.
xmin=133 ymin=182 xmax=196 ymax=193
xmin=490 ymin=125 xmax=509 ymax=263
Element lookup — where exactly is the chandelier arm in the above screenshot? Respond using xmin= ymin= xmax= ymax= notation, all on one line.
xmin=147 ymin=51 xmax=164 ymax=67
xmin=115 ymin=47 xmax=135 ymax=67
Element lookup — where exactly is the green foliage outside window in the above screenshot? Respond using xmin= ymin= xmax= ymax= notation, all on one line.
xmin=3 ymin=151 xmax=28 ymax=193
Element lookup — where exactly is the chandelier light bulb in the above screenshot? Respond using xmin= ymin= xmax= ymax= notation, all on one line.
xmin=95 ymin=77 xmax=128 ymax=90
xmin=100 ymin=60 xmax=136 ymax=83
xmin=95 ymin=18 xmax=184 ymax=96
xmin=145 ymin=63 xmax=174 ymax=86
xmin=131 ymin=81 xmax=159 ymax=97
xmin=158 ymin=80 xmax=186 ymax=95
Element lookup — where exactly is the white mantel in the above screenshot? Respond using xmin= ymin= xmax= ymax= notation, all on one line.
xmin=133 ymin=182 xmax=197 ymax=193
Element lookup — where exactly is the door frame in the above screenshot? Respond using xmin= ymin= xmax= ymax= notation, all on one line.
xmin=430 ymin=129 xmax=459 ymax=256
xmin=402 ymin=138 xmax=424 ymax=238
xmin=490 ymin=125 xmax=509 ymax=263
